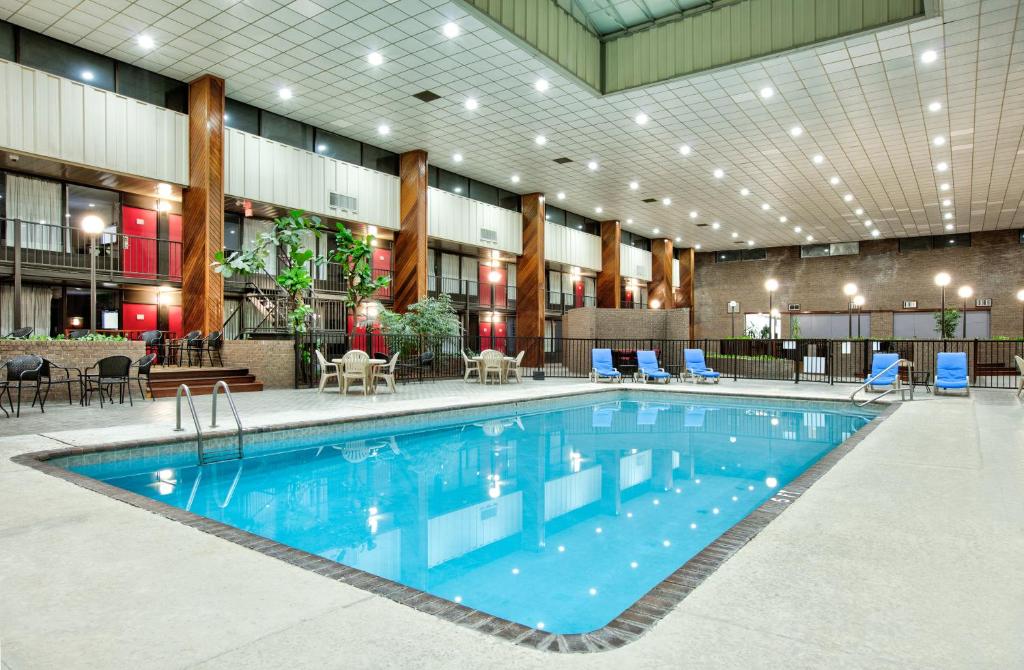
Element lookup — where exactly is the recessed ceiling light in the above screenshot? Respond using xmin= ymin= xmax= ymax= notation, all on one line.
xmin=864 ymin=219 xmax=873 ymax=226
xmin=843 ymin=193 xmax=854 ymax=202
xmin=156 ymin=183 xmax=172 ymax=197
xmin=511 ymin=174 xmax=520 ymax=183
xmin=316 ymin=144 xmax=326 ymax=152
xmin=674 ymin=236 xmax=681 ymax=242
xmin=942 ymin=198 xmax=952 ymax=207
xmin=534 ymin=78 xmax=550 ymax=93
xmin=629 ymin=181 xmax=639 ymax=190
xmin=626 ymin=218 xmax=633 ymax=224
xmin=713 ymin=168 xmax=724 ymax=179
xmin=88 ymin=202 xmax=95 ymax=208
xmin=936 ymin=161 xmax=949 ymax=172
xmin=689 ymin=210 xmax=698 ymax=219
xmin=535 ymin=135 xmax=547 ymax=146
xmin=731 ymin=232 xmax=738 ymax=238
xmin=694 ymin=243 xmax=702 ymax=249
xmin=940 ymin=183 xmax=950 ymax=191
xmin=943 ymin=212 xmax=953 ymax=220
xmin=442 ymin=22 xmax=461 ymax=38
xmin=278 ymin=87 xmax=293 ymax=100
xmin=137 ymin=34 xmax=155 ymax=49
xmin=830 ymin=176 xmax=840 ymax=186
xmin=854 ymin=208 xmax=864 ymax=216
xmin=739 ymin=187 xmax=749 ymax=196
xmin=634 ymin=112 xmax=649 ymax=125
xmin=789 ymin=126 xmax=803 ymax=137
xmin=793 ymin=226 xmax=802 ymax=233
xmin=464 ymin=98 xmax=479 ymax=111
xmin=761 ymin=203 xmax=770 ymax=211
xmin=928 ymin=101 xmax=943 ymax=112
xmin=595 ymin=206 xmax=603 ymax=214
xmin=920 ymin=49 xmax=938 ymax=64
xmin=678 ymin=144 xmax=691 ymax=156
xmin=81 ymin=70 xmax=95 ymax=81
xmin=556 ymin=191 xmax=565 ymax=200
xmin=759 ymin=86 xmax=774 ymax=99
xmin=806 ymin=235 xmax=814 ymax=241
xmin=452 ymin=153 xmax=463 ymax=162
xmin=377 ymin=123 xmax=390 ymax=135
xmin=652 ymin=228 xmax=660 ymax=234
xmin=587 ymin=161 xmax=598 ymax=171
xmin=933 ymin=135 xmax=946 ymax=146
xmin=812 ymin=154 xmax=824 ymax=164
xmin=871 ymin=229 xmax=881 ymax=237
xmin=454 ymin=187 xmax=462 ymax=193
xmin=747 ymin=240 xmax=755 ymax=246
xmin=367 ymin=51 xmax=384 ymax=66
xmin=945 ymin=223 xmax=954 ymax=231
xmin=662 ymin=198 xmax=671 ymax=206
xmin=778 ymin=216 xmax=787 ymax=223
xmin=711 ymin=222 xmax=720 ymax=229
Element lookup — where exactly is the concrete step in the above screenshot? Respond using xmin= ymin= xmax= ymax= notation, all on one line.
xmin=149 ymin=378 xmax=263 ymax=398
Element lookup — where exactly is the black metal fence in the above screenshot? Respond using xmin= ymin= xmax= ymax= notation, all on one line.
xmin=294 ymin=332 xmax=1024 ymax=390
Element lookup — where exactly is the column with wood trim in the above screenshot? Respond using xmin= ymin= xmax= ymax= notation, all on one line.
xmin=649 ymin=238 xmax=673 ymax=309
xmin=182 ymin=74 xmax=225 ymax=335
xmin=674 ymin=247 xmax=696 ymax=334
xmin=393 ymin=150 xmax=428 ymax=313
xmin=517 ymin=193 xmax=546 ymax=367
xmin=596 ymin=220 xmax=621 ymax=308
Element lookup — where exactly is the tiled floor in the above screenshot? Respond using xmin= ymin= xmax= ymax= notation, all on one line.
xmin=0 ymin=380 xmax=1020 ymax=669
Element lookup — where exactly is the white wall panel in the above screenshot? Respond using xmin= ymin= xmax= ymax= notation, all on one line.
xmin=224 ymin=127 xmax=400 ymax=231
xmin=427 ymin=187 xmax=522 ymax=255
xmin=544 ymin=222 xmax=601 ymax=271
xmin=620 ymin=244 xmax=652 ymax=281
xmin=672 ymin=258 xmax=680 ymax=288
xmin=0 ymin=60 xmax=188 ymax=184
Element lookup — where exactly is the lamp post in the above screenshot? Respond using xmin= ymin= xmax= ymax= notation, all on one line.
xmin=853 ymin=295 xmax=865 ymax=338
xmin=727 ymin=300 xmax=739 ymax=337
xmin=1017 ymin=289 xmax=1024 ymax=339
xmin=764 ymin=278 xmax=778 ymax=338
xmin=81 ymin=214 xmax=105 ymax=331
xmin=843 ymin=282 xmax=858 ymax=337
xmin=957 ymin=286 xmax=973 ymax=339
xmin=934 ymin=272 xmax=951 ymax=339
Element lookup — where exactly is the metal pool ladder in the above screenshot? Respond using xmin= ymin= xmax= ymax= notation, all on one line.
xmin=849 ymin=358 xmax=911 ymax=407
xmin=175 ymin=381 xmax=245 ymax=464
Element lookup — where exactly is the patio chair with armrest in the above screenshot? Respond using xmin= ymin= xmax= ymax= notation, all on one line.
xmin=373 ymin=352 xmax=400 ymax=393
xmin=202 ymin=331 xmax=224 ymax=367
xmin=636 ymin=350 xmax=672 ymax=384
xmin=462 ymin=349 xmax=480 ymax=382
xmin=132 ymin=353 xmax=157 ymax=401
xmin=67 ymin=329 xmax=91 ymax=339
xmin=935 ymin=352 xmax=970 ymax=396
xmin=340 ymin=349 xmax=370 ymax=395
xmin=480 ymin=349 xmax=505 ymax=384
xmin=315 ymin=349 xmax=341 ymax=393
xmin=6 ymin=327 xmax=33 ymax=339
xmin=684 ymin=349 xmax=720 ymax=384
xmin=1 ymin=355 xmax=44 ymax=416
xmin=1015 ymin=355 xmax=1023 ymax=398
xmin=82 ymin=355 xmax=134 ymax=407
xmin=589 ymin=348 xmax=622 ymax=383
xmin=864 ymin=353 xmax=900 ymax=391
xmin=506 ymin=351 xmax=525 ymax=383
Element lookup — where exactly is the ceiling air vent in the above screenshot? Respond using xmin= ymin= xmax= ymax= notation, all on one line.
xmin=412 ymin=90 xmax=442 ymax=102
xmin=642 ymin=198 xmax=658 ymax=203
xmin=695 ymin=223 xmax=709 ymax=227
xmin=480 ymin=228 xmax=498 ymax=244
xmin=552 ymin=157 xmax=573 ymax=164
xmin=329 ymin=192 xmax=358 ymax=213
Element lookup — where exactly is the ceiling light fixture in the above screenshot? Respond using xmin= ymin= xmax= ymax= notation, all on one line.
xmin=747 ymin=240 xmax=755 ymax=246
xmin=806 ymin=235 xmax=814 ymax=241
xmin=731 ymin=232 xmax=738 ymax=238
xmin=936 ymin=161 xmax=948 ymax=172
xmin=944 ymin=212 xmax=953 ymax=220
xmin=464 ymin=98 xmax=479 ymax=111
xmin=367 ymin=51 xmax=384 ymax=66
xmin=535 ymin=135 xmax=547 ymax=146
xmin=278 ymin=87 xmax=292 ymax=100
xmin=778 ymin=216 xmax=787 ymax=223
xmin=595 ymin=206 xmax=603 ymax=214
xmin=442 ymin=22 xmax=461 ymax=38
xmin=761 ymin=203 xmax=770 ymax=211
xmin=830 ymin=176 xmax=840 ymax=185
xmin=933 ymin=135 xmax=946 ymax=146
xmin=662 ymin=198 xmax=671 ymax=206
xmin=871 ymin=229 xmax=881 ymax=237
xmin=854 ymin=208 xmax=864 ymax=216
xmin=920 ymin=49 xmax=938 ymax=64
xmin=634 ymin=112 xmax=649 ymax=125
xmin=713 ymin=168 xmax=724 ymax=179
xmin=534 ymin=78 xmax=550 ymax=93
xmin=629 ymin=181 xmax=639 ymax=190
xmin=794 ymin=226 xmax=802 ymax=233
xmin=864 ymin=219 xmax=873 ymax=226
xmin=843 ymin=193 xmax=854 ymax=202
xmin=711 ymin=222 xmax=720 ymax=229
xmin=689 ymin=210 xmax=698 ymax=219
xmin=626 ymin=218 xmax=633 ymax=224
xmin=674 ymin=236 xmax=681 ymax=242
xmin=653 ymin=228 xmax=660 ymax=234
xmin=942 ymin=198 xmax=952 ymax=207
xmin=587 ymin=161 xmax=598 ymax=171
xmin=678 ymin=144 xmax=691 ymax=156
xmin=137 ymin=34 xmax=155 ymax=49
xmin=156 ymin=183 xmax=172 ymax=197
xmin=759 ymin=86 xmax=774 ymax=99
xmin=789 ymin=126 xmax=803 ymax=137
xmin=812 ymin=154 xmax=824 ymax=164
xmin=929 ymin=101 xmax=943 ymax=112
xmin=510 ymin=174 xmax=520 ymax=183
xmin=694 ymin=243 xmax=702 ymax=249
xmin=377 ymin=123 xmax=390 ymax=135
xmin=452 ymin=153 xmax=463 ymax=162
xmin=945 ymin=223 xmax=954 ymax=231
xmin=740 ymin=187 xmax=749 ymax=196
xmin=556 ymin=192 xmax=566 ymax=200
xmin=940 ymin=183 xmax=950 ymax=191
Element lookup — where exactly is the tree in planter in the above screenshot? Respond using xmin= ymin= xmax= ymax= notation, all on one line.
xmin=332 ymin=225 xmax=391 ymax=321
xmin=377 ymin=294 xmax=463 ymax=356
xmin=934 ymin=308 xmax=961 ymax=339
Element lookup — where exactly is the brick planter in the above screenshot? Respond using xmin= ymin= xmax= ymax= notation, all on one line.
xmin=0 ymin=340 xmax=145 ymax=403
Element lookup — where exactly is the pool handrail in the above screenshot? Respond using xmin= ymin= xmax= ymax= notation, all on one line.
xmin=174 ymin=383 xmax=204 ymax=457
xmin=850 ymin=358 xmax=909 ymax=406
xmin=211 ymin=380 xmax=244 ymax=459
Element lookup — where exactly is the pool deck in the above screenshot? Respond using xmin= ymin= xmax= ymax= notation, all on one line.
xmin=0 ymin=379 xmax=1021 ymax=669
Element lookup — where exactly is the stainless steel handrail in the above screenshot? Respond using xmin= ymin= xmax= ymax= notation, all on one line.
xmin=850 ymin=358 xmax=909 ymax=406
xmin=211 ymin=380 xmax=244 ymax=457
xmin=174 ymin=383 xmax=204 ymax=458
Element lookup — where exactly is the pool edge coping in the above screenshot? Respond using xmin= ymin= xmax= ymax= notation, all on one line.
xmin=10 ymin=389 xmax=898 ymax=655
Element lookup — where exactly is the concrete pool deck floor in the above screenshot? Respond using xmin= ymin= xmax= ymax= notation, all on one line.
xmin=0 ymin=379 xmax=1021 ymax=669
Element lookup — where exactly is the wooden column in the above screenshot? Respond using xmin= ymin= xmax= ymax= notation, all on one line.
xmin=393 ymin=150 xmax=428 ymax=313
xmin=649 ymin=238 xmax=673 ymax=309
xmin=182 ymin=74 xmax=225 ymax=335
xmin=517 ymin=193 xmax=545 ymax=367
xmin=596 ymin=220 xmax=621 ymax=308
xmin=675 ymin=247 xmax=696 ymax=334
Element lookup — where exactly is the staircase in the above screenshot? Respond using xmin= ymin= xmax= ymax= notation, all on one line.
xmin=148 ymin=367 xmax=264 ymax=398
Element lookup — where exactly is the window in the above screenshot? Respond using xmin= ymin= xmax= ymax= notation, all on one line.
xmin=622 ymin=231 xmax=651 ymax=251
xmin=716 ymin=250 xmax=742 ymax=262
xmin=313 ymin=129 xmax=360 ymax=164
xmin=260 ymin=111 xmax=313 ymax=151
xmin=223 ymin=214 xmax=242 ymax=254
xmin=116 ymin=63 xmax=187 ymax=112
xmin=801 ymin=242 xmax=858 ymax=257
xmin=545 ymin=206 xmax=566 ymax=226
xmin=225 ymin=99 xmax=260 ymax=135
xmin=497 ymin=189 xmax=520 ymax=212
xmin=936 ymin=233 xmax=970 ymax=248
xmin=898 ymin=236 xmax=931 ymax=253
xmin=19 ymin=30 xmax=115 ymax=90
xmin=67 ymin=185 xmax=118 ymax=237
xmin=468 ymin=180 xmax=498 ymax=206
xmin=360 ymin=144 xmax=398 ymax=176
xmin=742 ymin=247 xmax=766 ymax=261
xmin=0 ymin=20 xmax=14 ymax=61
xmin=437 ymin=169 xmax=468 ymax=196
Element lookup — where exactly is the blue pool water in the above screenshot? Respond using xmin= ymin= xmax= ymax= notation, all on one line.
xmin=68 ymin=394 xmax=875 ymax=634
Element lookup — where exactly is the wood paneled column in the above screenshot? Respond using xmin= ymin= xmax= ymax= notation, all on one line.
xmin=675 ymin=247 xmax=696 ymax=334
xmin=517 ymin=193 xmax=545 ymax=367
xmin=596 ymin=220 xmax=621 ymax=308
xmin=182 ymin=74 xmax=225 ymax=334
xmin=649 ymin=238 xmax=673 ymax=309
xmin=393 ymin=150 xmax=428 ymax=313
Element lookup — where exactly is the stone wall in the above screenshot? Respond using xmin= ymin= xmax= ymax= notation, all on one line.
xmin=221 ymin=339 xmax=295 ymax=389
xmin=0 ymin=340 xmax=145 ymax=402
xmin=693 ymin=230 xmax=1024 ymax=338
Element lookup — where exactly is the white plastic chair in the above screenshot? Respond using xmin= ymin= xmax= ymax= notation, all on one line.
xmin=480 ymin=349 xmax=505 ymax=384
xmin=373 ymin=352 xmax=400 ymax=393
xmin=462 ymin=350 xmax=480 ymax=382
xmin=315 ymin=349 xmax=340 ymax=393
xmin=1015 ymin=355 xmax=1023 ymax=398
xmin=341 ymin=350 xmax=370 ymax=395
xmin=505 ymin=351 xmax=525 ymax=383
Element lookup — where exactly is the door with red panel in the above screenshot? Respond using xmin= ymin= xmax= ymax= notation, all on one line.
xmin=123 ymin=303 xmax=157 ymax=338
xmin=166 ymin=305 xmax=182 ymax=340
xmin=492 ymin=321 xmax=507 ymax=353
xmin=478 ymin=265 xmax=507 ymax=308
xmin=122 ymin=206 xmax=157 ymax=278
xmin=574 ymin=281 xmax=584 ymax=308
xmin=479 ymin=322 xmax=493 ymax=350
xmin=168 ymin=214 xmax=182 ymax=281
xmin=373 ymin=248 xmax=391 ymax=299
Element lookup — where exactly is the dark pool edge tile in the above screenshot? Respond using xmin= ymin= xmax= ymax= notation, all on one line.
xmin=9 ymin=398 xmax=900 ymax=654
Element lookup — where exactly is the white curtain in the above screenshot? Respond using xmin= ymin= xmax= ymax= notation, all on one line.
xmin=438 ymin=253 xmax=459 ymax=293
xmin=5 ymin=175 xmax=63 ymax=251
xmin=243 ymin=218 xmax=277 ymax=275
xmin=0 ymin=284 xmax=53 ymax=335
xmin=427 ymin=249 xmax=436 ymax=280
xmin=461 ymin=256 xmax=477 ymax=296
xmin=548 ymin=270 xmax=562 ymax=304
xmin=506 ymin=263 xmax=516 ymax=290
xmin=583 ymin=276 xmax=596 ymax=300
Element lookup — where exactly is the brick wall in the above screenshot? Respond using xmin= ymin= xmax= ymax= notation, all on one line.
xmin=693 ymin=230 xmax=1024 ymax=338
xmin=221 ymin=339 xmax=295 ymax=389
xmin=563 ymin=307 xmax=691 ymax=341
xmin=0 ymin=340 xmax=145 ymax=402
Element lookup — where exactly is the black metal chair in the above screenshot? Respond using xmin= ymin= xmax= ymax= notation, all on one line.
xmin=82 ymin=355 xmax=134 ymax=407
xmin=67 ymin=329 xmax=91 ymax=339
xmin=140 ymin=329 xmax=163 ymax=363
xmin=203 ymin=331 xmax=224 ymax=367
xmin=5 ymin=327 xmax=33 ymax=339
xmin=131 ymin=353 xmax=157 ymax=401
xmin=1 ymin=355 xmax=44 ymax=416
xmin=166 ymin=330 xmax=201 ymax=366
xmin=397 ymin=350 xmax=435 ymax=383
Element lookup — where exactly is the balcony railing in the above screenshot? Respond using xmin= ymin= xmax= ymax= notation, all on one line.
xmin=546 ymin=291 xmax=596 ymax=313
xmin=0 ymin=218 xmax=182 ymax=282
xmin=427 ymin=276 xmax=518 ymax=310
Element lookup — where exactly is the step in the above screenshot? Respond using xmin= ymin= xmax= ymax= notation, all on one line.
xmin=149 ymin=380 xmax=264 ymax=398
xmin=149 ymin=374 xmax=257 ymax=389
xmin=151 ymin=367 xmax=250 ymax=381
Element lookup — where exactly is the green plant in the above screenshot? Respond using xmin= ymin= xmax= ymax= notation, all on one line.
xmin=934 ymin=308 xmax=961 ymax=339
xmin=331 ymin=225 xmax=391 ymax=316
xmin=378 ymin=294 xmax=463 ymax=354
xmin=790 ymin=317 xmax=801 ymax=339
xmin=19 ymin=333 xmax=128 ymax=342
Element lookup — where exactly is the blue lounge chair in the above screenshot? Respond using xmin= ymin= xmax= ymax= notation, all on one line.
xmin=590 ymin=348 xmax=622 ymax=383
xmin=865 ymin=353 xmax=900 ymax=390
xmin=935 ymin=352 xmax=969 ymax=395
xmin=684 ymin=349 xmax=720 ymax=384
xmin=636 ymin=350 xmax=671 ymax=384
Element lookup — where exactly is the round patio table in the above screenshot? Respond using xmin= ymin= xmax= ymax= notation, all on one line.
xmin=332 ymin=358 xmax=387 ymax=394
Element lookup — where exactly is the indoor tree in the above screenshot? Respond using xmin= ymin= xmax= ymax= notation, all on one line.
xmin=934 ymin=308 xmax=962 ymax=339
xmin=377 ymin=293 xmax=463 ymax=355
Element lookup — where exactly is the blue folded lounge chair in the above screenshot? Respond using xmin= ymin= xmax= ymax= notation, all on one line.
xmin=935 ymin=352 xmax=969 ymax=395
xmin=684 ymin=349 xmax=720 ymax=384
xmin=865 ymin=353 xmax=900 ymax=390
xmin=590 ymin=348 xmax=622 ymax=383
xmin=636 ymin=350 xmax=671 ymax=384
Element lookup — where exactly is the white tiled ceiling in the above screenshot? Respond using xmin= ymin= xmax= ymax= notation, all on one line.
xmin=554 ymin=0 xmax=707 ymax=36
xmin=1 ymin=0 xmax=1022 ymax=251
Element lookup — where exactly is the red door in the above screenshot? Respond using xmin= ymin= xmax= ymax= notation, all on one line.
xmin=373 ymin=248 xmax=391 ymax=299
xmin=478 ymin=265 xmax=507 ymax=308
xmin=166 ymin=305 xmax=182 ymax=340
xmin=574 ymin=281 xmax=584 ymax=308
xmin=168 ymin=214 xmax=182 ymax=281
xmin=479 ymin=322 xmax=492 ymax=350
xmin=492 ymin=321 xmax=507 ymax=353
xmin=123 ymin=303 xmax=157 ymax=338
xmin=347 ymin=315 xmax=368 ymax=353
xmin=122 ymin=206 xmax=157 ymax=278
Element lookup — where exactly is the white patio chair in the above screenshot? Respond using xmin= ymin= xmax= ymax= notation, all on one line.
xmin=373 ymin=352 xmax=400 ymax=393
xmin=315 ymin=349 xmax=340 ymax=393
xmin=340 ymin=349 xmax=370 ymax=395
xmin=462 ymin=350 xmax=480 ymax=382
xmin=480 ymin=349 xmax=505 ymax=384
xmin=505 ymin=350 xmax=525 ymax=383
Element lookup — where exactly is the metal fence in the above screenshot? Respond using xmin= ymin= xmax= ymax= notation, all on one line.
xmin=294 ymin=332 xmax=1024 ymax=390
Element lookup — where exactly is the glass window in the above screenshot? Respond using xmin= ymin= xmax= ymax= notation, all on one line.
xmin=545 ymin=206 xmax=565 ymax=226
xmin=0 ymin=20 xmax=14 ymax=61
xmin=19 ymin=30 xmax=115 ymax=90
xmin=800 ymin=243 xmax=831 ymax=258
xmin=225 ymin=99 xmax=260 ymax=135
xmin=224 ymin=213 xmax=242 ymax=254
xmin=581 ymin=218 xmax=599 ymax=236
xmin=437 ymin=169 xmax=468 ymax=196
xmin=715 ymin=250 xmax=742 ymax=262
xmin=565 ymin=211 xmax=585 ymax=231
xmin=313 ymin=128 xmax=361 ymax=164
xmin=469 ymin=179 xmax=498 ymax=206
xmin=361 ymin=144 xmax=398 ymax=175
xmin=933 ymin=233 xmax=970 ymax=248
xmin=427 ymin=166 xmax=439 ymax=187
xmin=67 ymin=185 xmax=118 ymax=251
xmin=116 ymin=63 xmax=186 ymax=112
xmin=498 ymin=189 xmax=520 ymax=212
xmin=742 ymin=247 xmax=767 ymax=261
xmin=260 ymin=111 xmax=313 ymax=150
xmin=898 ymin=237 xmax=932 ymax=253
